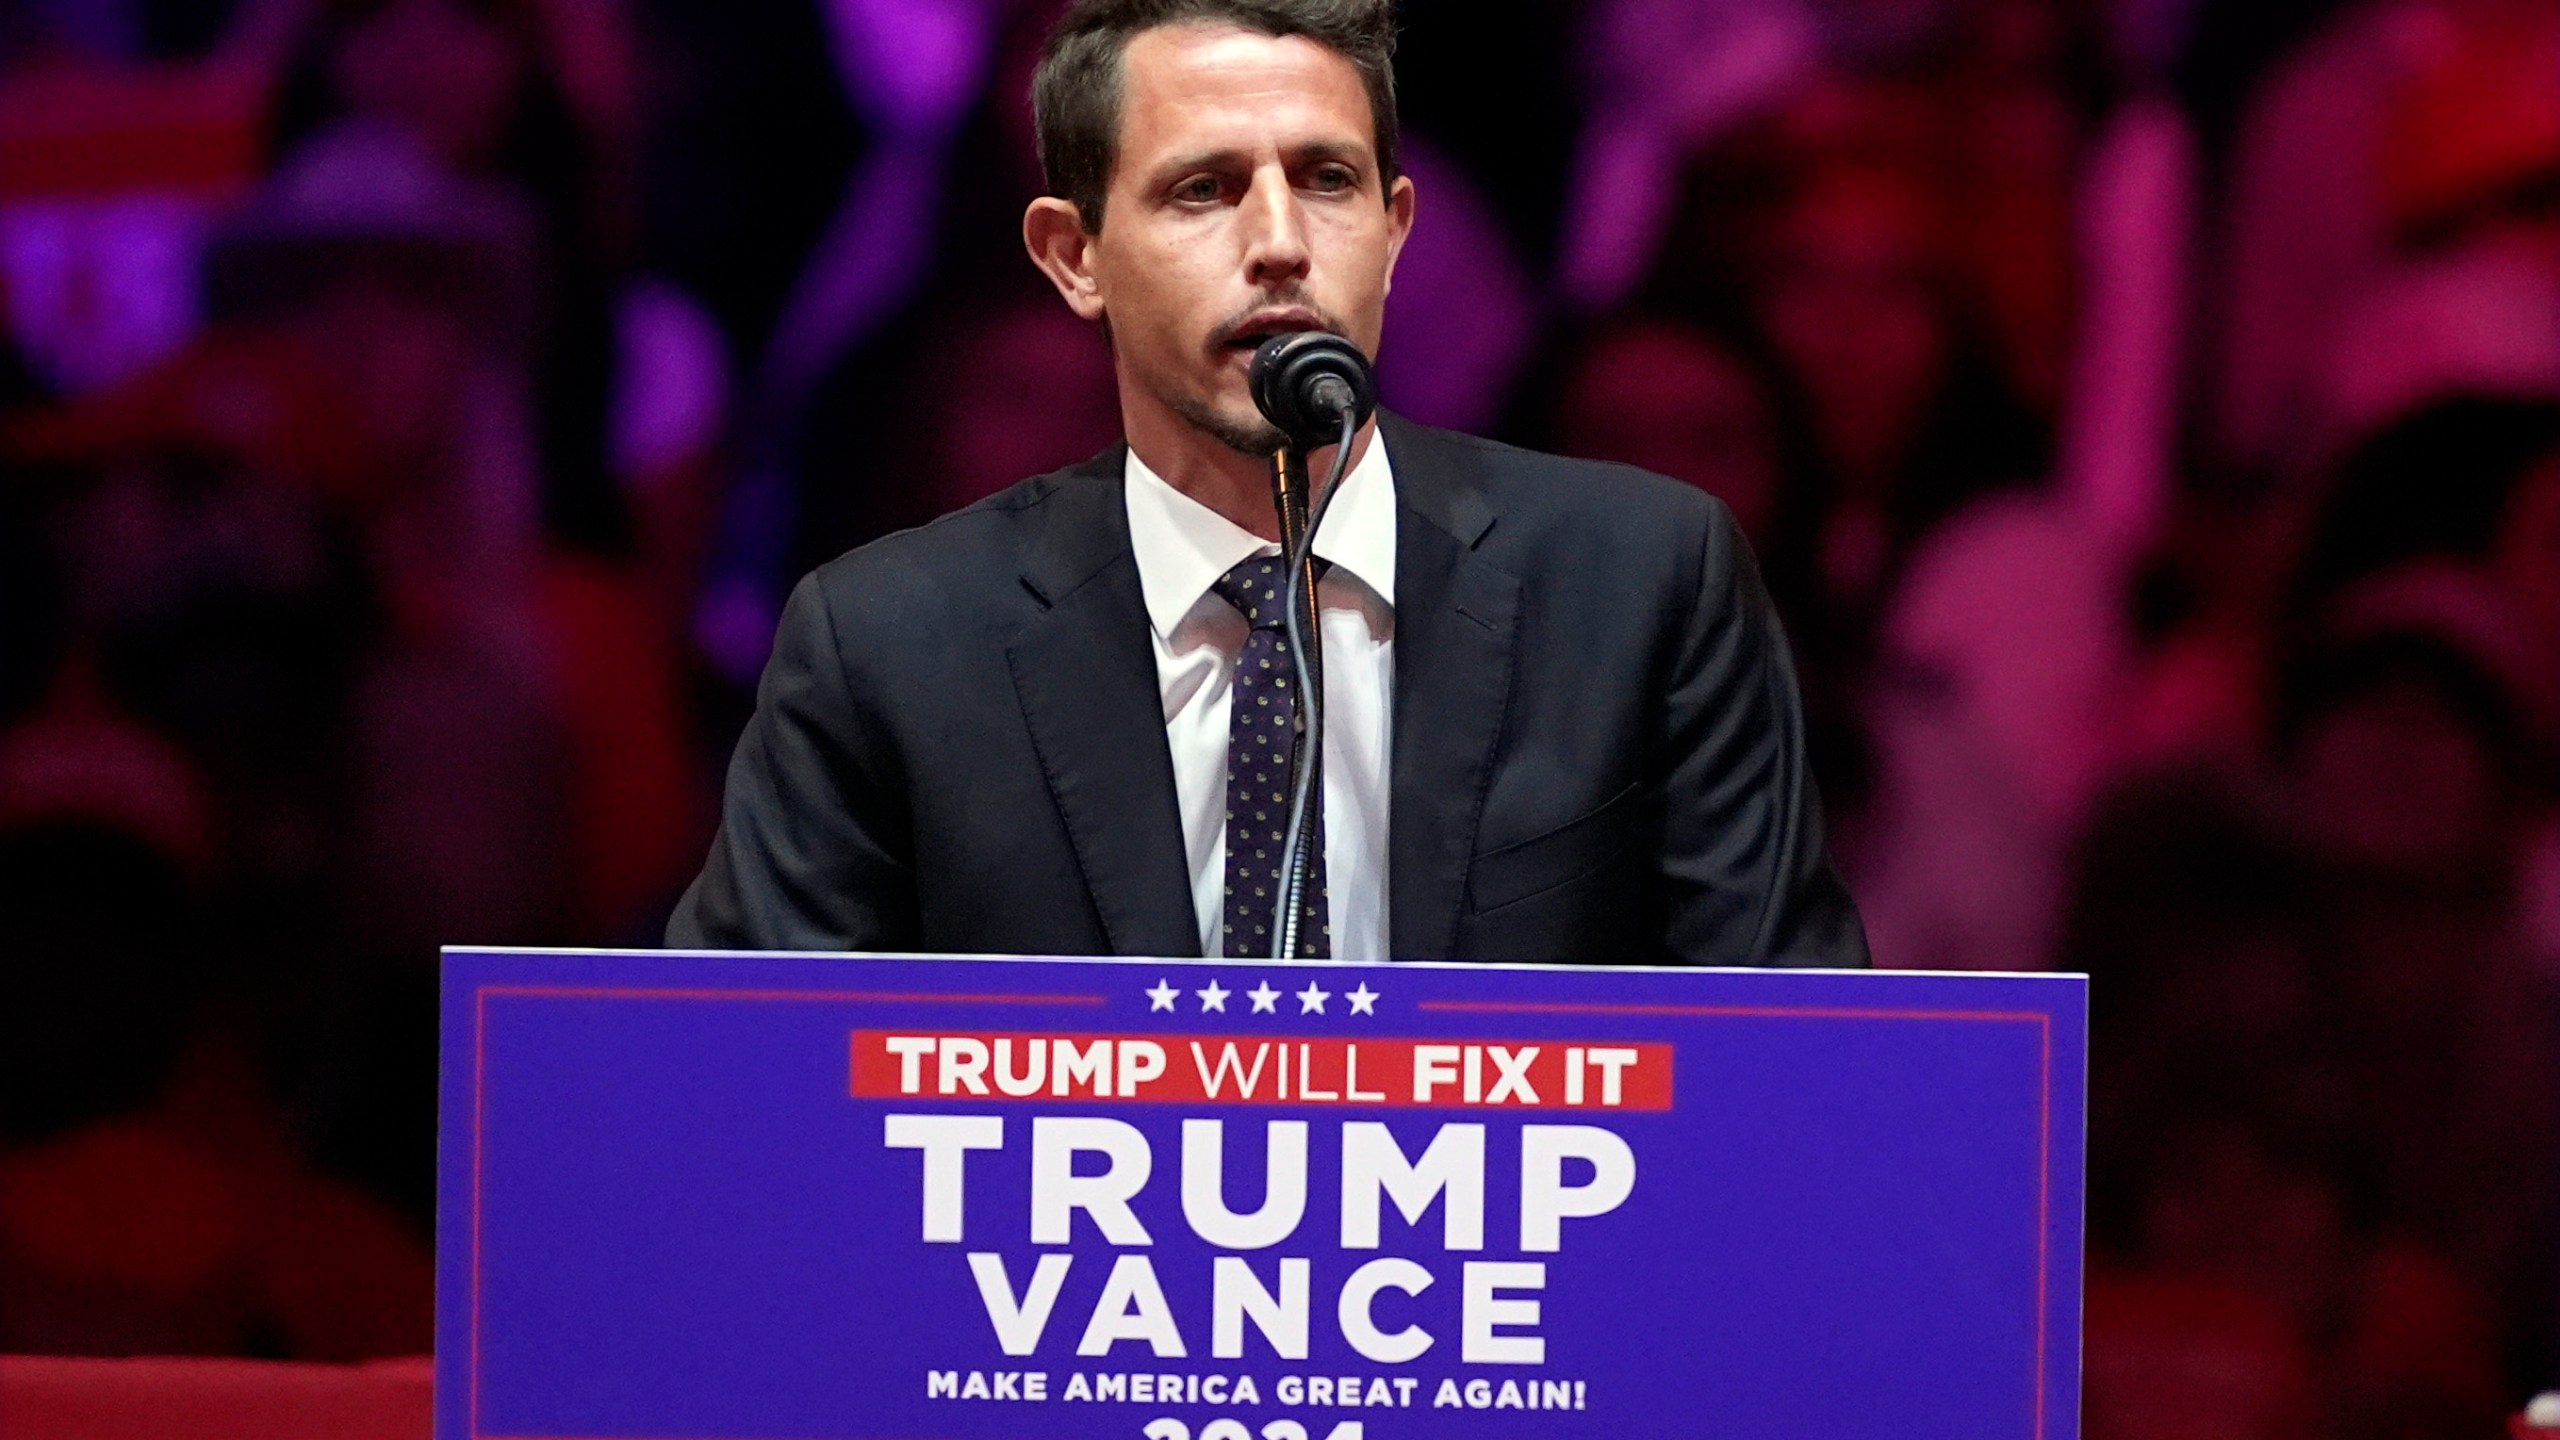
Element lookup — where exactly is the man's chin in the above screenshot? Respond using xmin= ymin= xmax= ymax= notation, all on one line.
xmin=1173 ymin=395 xmax=1286 ymax=458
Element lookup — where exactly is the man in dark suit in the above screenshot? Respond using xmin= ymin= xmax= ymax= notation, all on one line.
xmin=670 ymin=0 xmax=1867 ymax=968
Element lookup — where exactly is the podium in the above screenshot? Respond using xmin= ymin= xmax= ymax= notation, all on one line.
xmin=436 ymin=949 xmax=2085 ymax=1438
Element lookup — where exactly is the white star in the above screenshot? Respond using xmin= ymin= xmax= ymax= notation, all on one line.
xmin=1196 ymin=980 xmax=1231 ymax=1013
xmin=1346 ymin=983 xmax=1379 ymax=1016
xmin=1146 ymin=979 xmax=1179 ymax=1013
xmin=1247 ymin=981 xmax=1281 ymax=1014
xmin=1296 ymin=982 xmax=1331 ymax=1015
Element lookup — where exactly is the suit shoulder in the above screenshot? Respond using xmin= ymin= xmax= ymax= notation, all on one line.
xmin=1394 ymin=420 xmax=1732 ymax=544
xmin=800 ymin=460 xmax=1114 ymax=628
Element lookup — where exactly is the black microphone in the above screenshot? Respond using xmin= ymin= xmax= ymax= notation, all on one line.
xmin=1245 ymin=333 xmax=1376 ymax=959
xmin=1249 ymin=331 xmax=1378 ymax=447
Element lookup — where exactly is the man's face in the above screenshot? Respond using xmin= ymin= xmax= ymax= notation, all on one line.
xmin=1052 ymin=24 xmax=1412 ymax=454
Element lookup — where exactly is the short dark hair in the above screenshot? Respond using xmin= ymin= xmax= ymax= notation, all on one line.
xmin=1033 ymin=0 xmax=1400 ymax=234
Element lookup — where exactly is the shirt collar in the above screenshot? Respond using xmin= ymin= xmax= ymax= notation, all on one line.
xmin=1123 ymin=431 xmax=1398 ymax=641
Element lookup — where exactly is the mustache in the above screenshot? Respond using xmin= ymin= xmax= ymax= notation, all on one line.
xmin=1207 ymin=290 xmax=1351 ymax=348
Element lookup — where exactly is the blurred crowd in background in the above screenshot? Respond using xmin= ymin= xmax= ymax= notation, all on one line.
xmin=0 ymin=0 xmax=2553 ymax=1431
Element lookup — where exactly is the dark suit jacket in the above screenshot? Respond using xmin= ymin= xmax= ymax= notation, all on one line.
xmin=669 ymin=414 xmax=1868 ymax=966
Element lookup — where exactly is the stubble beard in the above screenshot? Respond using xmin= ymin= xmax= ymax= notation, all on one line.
xmin=1171 ymin=389 xmax=1286 ymax=457
xmin=1174 ymin=286 xmax=1355 ymax=457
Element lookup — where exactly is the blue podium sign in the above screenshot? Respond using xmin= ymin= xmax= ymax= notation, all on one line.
xmin=437 ymin=949 xmax=2085 ymax=1440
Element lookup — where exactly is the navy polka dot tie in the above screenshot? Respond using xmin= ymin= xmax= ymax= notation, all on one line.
xmin=1211 ymin=556 xmax=1329 ymax=958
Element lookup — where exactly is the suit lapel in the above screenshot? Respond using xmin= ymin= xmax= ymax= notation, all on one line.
xmin=1383 ymin=416 xmax=1520 ymax=959
xmin=1006 ymin=454 xmax=1202 ymax=958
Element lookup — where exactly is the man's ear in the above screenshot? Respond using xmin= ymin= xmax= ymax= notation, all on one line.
xmin=1024 ymin=198 xmax=1107 ymax=321
xmin=1379 ymin=172 xmax=1417 ymax=298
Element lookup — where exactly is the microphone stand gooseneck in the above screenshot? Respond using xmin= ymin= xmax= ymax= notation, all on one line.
xmin=1244 ymin=331 xmax=1374 ymax=960
xmin=1268 ymin=406 xmax=1360 ymax=959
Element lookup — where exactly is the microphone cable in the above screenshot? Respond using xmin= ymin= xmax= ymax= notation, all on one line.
xmin=1271 ymin=402 xmax=1360 ymax=959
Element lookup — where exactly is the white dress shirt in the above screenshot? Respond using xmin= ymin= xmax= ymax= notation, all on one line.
xmin=1123 ymin=437 xmax=1396 ymax=961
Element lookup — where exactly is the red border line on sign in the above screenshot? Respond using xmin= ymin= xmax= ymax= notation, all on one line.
xmin=2036 ymin=1011 xmax=2053 ymax=1439
xmin=472 ymin=987 xmax=488 ymax=1440
xmin=481 ymin=984 xmax=1109 ymax=1006
xmin=1417 ymin=1000 xmax=2047 ymax=1023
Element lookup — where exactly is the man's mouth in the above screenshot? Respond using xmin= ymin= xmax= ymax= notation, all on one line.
xmin=1215 ymin=308 xmax=1332 ymax=355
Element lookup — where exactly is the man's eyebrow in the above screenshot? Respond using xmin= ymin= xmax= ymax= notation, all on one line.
xmin=1292 ymin=138 xmax=1375 ymax=168
xmin=1146 ymin=148 xmax=1249 ymax=181
xmin=1141 ymin=138 xmax=1377 ymax=183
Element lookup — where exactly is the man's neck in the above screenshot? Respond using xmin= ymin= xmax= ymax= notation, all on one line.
xmin=1124 ymin=405 xmax=1377 ymax=542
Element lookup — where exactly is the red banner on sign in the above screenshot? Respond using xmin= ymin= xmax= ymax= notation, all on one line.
xmin=851 ymin=1031 xmax=1675 ymax=1112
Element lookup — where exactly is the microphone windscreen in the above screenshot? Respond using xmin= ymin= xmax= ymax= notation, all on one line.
xmin=1249 ymin=332 xmax=1377 ymax=446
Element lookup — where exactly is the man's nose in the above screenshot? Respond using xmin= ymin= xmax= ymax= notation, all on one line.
xmin=1240 ymin=168 xmax=1312 ymax=286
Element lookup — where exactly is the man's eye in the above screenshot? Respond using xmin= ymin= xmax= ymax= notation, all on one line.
xmin=1311 ymin=166 xmax=1357 ymax=192
xmin=1176 ymin=176 xmax=1222 ymax=202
